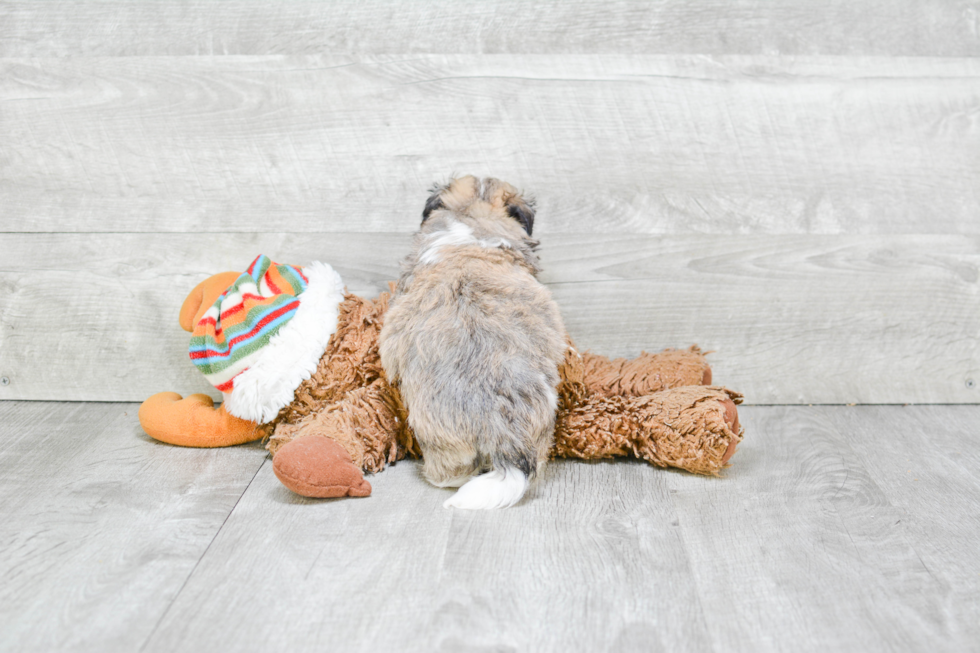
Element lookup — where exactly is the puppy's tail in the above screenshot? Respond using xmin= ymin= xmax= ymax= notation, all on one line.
xmin=444 ymin=444 xmax=536 ymax=509
xmin=443 ymin=463 xmax=529 ymax=510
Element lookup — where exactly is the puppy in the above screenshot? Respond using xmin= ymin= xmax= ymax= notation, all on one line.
xmin=379 ymin=176 xmax=566 ymax=509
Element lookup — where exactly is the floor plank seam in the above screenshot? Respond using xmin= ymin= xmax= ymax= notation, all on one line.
xmin=666 ymin=493 xmax=718 ymax=653
xmin=136 ymin=457 xmax=268 ymax=652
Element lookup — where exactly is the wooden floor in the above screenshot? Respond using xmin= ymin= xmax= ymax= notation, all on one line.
xmin=2 ymin=401 xmax=977 ymax=652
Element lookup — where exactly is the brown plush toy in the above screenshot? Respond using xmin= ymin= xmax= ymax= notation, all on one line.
xmin=140 ymin=265 xmax=743 ymax=500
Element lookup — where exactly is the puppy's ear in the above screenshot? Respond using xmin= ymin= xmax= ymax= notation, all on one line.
xmin=506 ymin=200 xmax=535 ymax=236
xmin=422 ymin=190 xmax=445 ymax=222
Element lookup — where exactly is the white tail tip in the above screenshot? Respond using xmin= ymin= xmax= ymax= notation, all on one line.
xmin=443 ymin=465 xmax=528 ymax=510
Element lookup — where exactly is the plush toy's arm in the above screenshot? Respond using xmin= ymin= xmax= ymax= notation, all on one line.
xmin=178 ymin=271 xmax=242 ymax=332
xmin=140 ymin=270 xmax=269 ymax=448
xmin=139 ymin=392 xmax=267 ymax=447
xmin=553 ymin=385 xmax=742 ymax=476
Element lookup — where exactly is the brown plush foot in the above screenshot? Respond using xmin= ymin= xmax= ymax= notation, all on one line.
xmin=272 ymin=436 xmax=372 ymax=498
xmin=720 ymin=397 xmax=740 ymax=463
xmin=622 ymin=386 xmax=744 ymax=475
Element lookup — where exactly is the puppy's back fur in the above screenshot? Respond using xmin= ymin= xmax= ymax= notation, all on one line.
xmin=380 ymin=176 xmax=566 ymax=509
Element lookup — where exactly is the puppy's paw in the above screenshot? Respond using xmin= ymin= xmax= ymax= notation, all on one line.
xmin=443 ymin=465 xmax=528 ymax=509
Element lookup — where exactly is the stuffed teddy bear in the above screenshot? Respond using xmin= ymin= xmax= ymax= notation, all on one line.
xmin=139 ymin=256 xmax=743 ymax=499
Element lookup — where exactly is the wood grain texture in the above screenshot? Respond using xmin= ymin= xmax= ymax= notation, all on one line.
xmin=0 ymin=401 xmax=266 ymax=652
xmin=144 ymin=457 xmax=713 ymax=653
xmin=137 ymin=405 xmax=980 ymax=653
xmin=0 ymin=233 xmax=976 ymax=404
xmin=0 ymin=232 xmax=410 ymax=404
xmin=3 ymin=1 xmax=980 ymax=57
xmin=545 ymin=234 xmax=980 ymax=405
xmin=664 ymin=405 xmax=978 ymax=652
xmin=2 ymin=56 xmax=978 ymax=235
xmin=836 ymin=405 xmax=980 ymax=646
xmin=2 ymin=404 xmax=978 ymax=652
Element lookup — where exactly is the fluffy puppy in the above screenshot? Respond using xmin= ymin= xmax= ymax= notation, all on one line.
xmin=379 ymin=176 xmax=566 ymax=509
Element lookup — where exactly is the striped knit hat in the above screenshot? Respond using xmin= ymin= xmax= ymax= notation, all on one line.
xmin=189 ymin=254 xmax=345 ymax=423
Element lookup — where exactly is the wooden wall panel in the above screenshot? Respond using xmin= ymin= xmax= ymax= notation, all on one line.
xmin=2 ymin=56 xmax=977 ymax=235
xmin=3 ymin=1 xmax=979 ymax=57
xmin=1 ymin=3 xmax=976 ymax=405
xmin=0 ymin=233 xmax=975 ymax=405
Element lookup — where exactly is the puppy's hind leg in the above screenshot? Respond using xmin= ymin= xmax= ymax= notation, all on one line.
xmin=420 ymin=438 xmax=483 ymax=489
xmin=424 ymin=434 xmax=531 ymax=508
xmin=442 ymin=381 xmax=556 ymax=510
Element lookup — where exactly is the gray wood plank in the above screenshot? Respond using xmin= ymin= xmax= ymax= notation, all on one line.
xmin=0 ymin=232 xmax=410 ymax=404
xmin=143 ymin=455 xmax=713 ymax=653
xmin=834 ymin=405 xmax=980 ymax=646
xmin=0 ymin=233 xmax=975 ymax=404
xmin=3 ymin=1 xmax=978 ymax=57
xmin=546 ymin=234 xmax=980 ymax=405
xmin=139 ymin=406 xmax=980 ymax=653
xmin=1 ymin=403 xmax=976 ymax=652
xmin=0 ymin=401 xmax=266 ymax=653
xmin=665 ymin=405 xmax=980 ymax=653
xmin=2 ymin=55 xmax=977 ymax=235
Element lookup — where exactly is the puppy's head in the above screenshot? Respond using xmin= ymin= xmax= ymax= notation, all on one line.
xmin=422 ymin=176 xmax=536 ymax=236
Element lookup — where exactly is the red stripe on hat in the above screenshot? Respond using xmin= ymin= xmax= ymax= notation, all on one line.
xmin=239 ymin=292 xmax=275 ymax=304
xmin=195 ymin=316 xmax=224 ymax=341
xmin=189 ymin=300 xmax=300 ymax=360
xmin=200 ymin=292 xmax=290 ymax=341
xmin=245 ymin=256 xmax=261 ymax=276
xmin=265 ymin=271 xmax=283 ymax=295
xmin=215 ymin=375 xmax=241 ymax=392
xmin=220 ymin=302 xmax=246 ymax=319
xmin=297 ymin=267 xmax=309 ymax=284
xmin=220 ymin=293 xmax=285 ymax=325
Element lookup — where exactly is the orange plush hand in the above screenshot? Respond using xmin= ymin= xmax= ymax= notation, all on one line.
xmin=139 ymin=392 xmax=266 ymax=448
xmin=140 ymin=270 xmax=266 ymax=448
xmin=178 ymin=271 xmax=242 ymax=332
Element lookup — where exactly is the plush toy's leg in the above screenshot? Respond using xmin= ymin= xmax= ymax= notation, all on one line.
xmin=138 ymin=392 xmax=266 ymax=447
xmin=267 ymin=383 xmax=414 ymax=498
xmin=580 ymin=346 xmax=713 ymax=397
xmin=629 ymin=386 xmax=742 ymax=475
xmin=272 ymin=436 xmax=372 ymax=498
xmin=553 ymin=386 xmax=742 ymax=476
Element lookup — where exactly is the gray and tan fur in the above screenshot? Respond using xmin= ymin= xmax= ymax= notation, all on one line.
xmin=379 ymin=176 xmax=566 ymax=509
